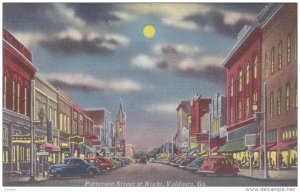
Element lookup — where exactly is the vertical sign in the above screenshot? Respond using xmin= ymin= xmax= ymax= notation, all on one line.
xmin=47 ymin=120 xmax=53 ymax=144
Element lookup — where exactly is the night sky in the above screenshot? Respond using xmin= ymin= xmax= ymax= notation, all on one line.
xmin=3 ymin=3 xmax=267 ymax=151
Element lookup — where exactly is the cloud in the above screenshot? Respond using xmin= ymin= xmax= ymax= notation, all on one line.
xmin=43 ymin=73 xmax=142 ymax=92
xmin=145 ymin=103 xmax=178 ymax=113
xmin=184 ymin=10 xmax=257 ymax=37
xmin=161 ymin=18 xmax=198 ymax=31
xmin=131 ymin=43 xmax=225 ymax=83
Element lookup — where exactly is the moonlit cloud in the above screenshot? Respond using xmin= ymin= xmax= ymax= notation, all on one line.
xmin=161 ymin=18 xmax=198 ymax=31
xmin=43 ymin=73 xmax=142 ymax=92
xmin=153 ymin=44 xmax=201 ymax=56
xmin=131 ymin=55 xmax=159 ymax=70
xmin=145 ymin=103 xmax=178 ymax=113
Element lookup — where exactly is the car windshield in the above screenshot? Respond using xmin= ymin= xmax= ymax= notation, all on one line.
xmin=205 ymin=158 xmax=217 ymax=163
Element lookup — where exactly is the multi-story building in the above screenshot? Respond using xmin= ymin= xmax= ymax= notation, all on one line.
xmin=208 ymin=93 xmax=226 ymax=154
xmin=125 ymin=144 xmax=135 ymax=160
xmin=176 ymin=101 xmax=191 ymax=151
xmin=221 ymin=25 xmax=262 ymax=167
xmin=33 ymin=74 xmax=60 ymax=164
xmin=57 ymin=90 xmax=74 ymax=162
xmin=3 ymin=28 xmax=37 ymax=173
xmin=258 ymin=3 xmax=297 ymax=170
xmin=190 ymin=95 xmax=211 ymax=153
xmin=86 ymin=108 xmax=112 ymax=156
xmin=115 ymin=102 xmax=126 ymax=157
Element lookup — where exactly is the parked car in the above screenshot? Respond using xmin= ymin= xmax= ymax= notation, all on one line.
xmin=197 ymin=156 xmax=240 ymax=176
xmin=185 ymin=157 xmax=206 ymax=172
xmin=149 ymin=158 xmax=155 ymax=163
xmin=48 ymin=158 xmax=99 ymax=178
xmin=95 ymin=157 xmax=116 ymax=169
xmin=170 ymin=156 xmax=184 ymax=166
xmin=139 ymin=156 xmax=147 ymax=164
xmin=178 ymin=156 xmax=197 ymax=168
xmin=84 ymin=157 xmax=111 ymax=172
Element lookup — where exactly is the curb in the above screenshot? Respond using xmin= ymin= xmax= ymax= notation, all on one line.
xmin=239 ymin=174 xmax=298 ymax=182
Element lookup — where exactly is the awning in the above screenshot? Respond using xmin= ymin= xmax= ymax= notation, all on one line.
xmin=253 ymin=143 xmax=276 ymax=151
xmin=210 ymin=146 xmax=219 ymax=153
xmin=43 ymin=143 xmax=60 ymax=152
xmin=217 ymin=139 xmax=247 ymax=153
xmin=270 ymin=139 xmax=297 ymax=151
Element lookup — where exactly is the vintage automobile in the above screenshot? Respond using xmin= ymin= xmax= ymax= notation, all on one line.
xmin=178 ymin=156 xmax=197 ymax=168
xmin=197 ymin=156 xmax=240 ymax=176
xmin=48 ymin=157 xmax=100 ymax=178
xmin=139 ymin=156 xmax=147 ymax=164
xmin=185 ymin=156 xmax=206 ymax=171
xmin=84 ymin=157 xmax=111 ymax=172
xmin=169 ymin=156 xmax=184 ymax=166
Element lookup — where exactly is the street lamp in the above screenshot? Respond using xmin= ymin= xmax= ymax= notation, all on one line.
xmin=252 ymin=82 xmax=270 ymax=179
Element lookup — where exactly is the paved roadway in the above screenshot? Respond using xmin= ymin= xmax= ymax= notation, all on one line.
xmin=5 ymin=163 xmax=297 ymax=187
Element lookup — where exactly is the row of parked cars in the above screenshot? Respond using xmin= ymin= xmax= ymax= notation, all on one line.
xmin=48 ymin=156 xmax=130 ymax=179
xmin=154 ymin=155 xmax=240 ymax=176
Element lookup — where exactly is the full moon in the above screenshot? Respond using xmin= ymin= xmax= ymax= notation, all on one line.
xmin=143 ymin=25 xmax=156 ymax=38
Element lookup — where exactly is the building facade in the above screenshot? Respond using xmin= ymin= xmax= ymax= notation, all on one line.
xmin=176 ymin=101 xmax=191 ymax=150
xmin=125 ymin=144 xmax=135 ymax=160
xmin=221 ymin=25 xmax=262 ymax=168
xmin=258 ymin=3 xmax=297 ymax=170
xmin=208 ymin=93 xmax=227 ymax=154
xmin=190 ymin=95 xmax=211 ymax=153
xmin=33 ymin=74 xmax=60 ymax=165
xmin=86 ymin=108 xmax=112 ymax=156
xmin=3 ymin=28 xmax=37 ymax=173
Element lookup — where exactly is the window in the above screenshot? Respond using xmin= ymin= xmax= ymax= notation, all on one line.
xmin=24 ymin=87 xmax=27 ymax=116
xmin=295 ymin=80 xmax=297 ymax=108
xmin=17 ymin=83 xmax=20 ymax=113
xmin=271 ymin=47 xmax=275 ymax=74
xmin=60 ymin=113 xmax=63 ymax=131
xmin=35 ymin=99 xmax=39 ymax=120
xmin=54 ymin=110 xmax=57 ymax=128
xmin=277 ymin=88 xmax=281 ymax=115
xmin=246 ymin=63 xmax=249 ymax=84
xmin=253 ymin=92 xmax=257 ymax=105
xmin=264 ymin=52 xmax=269 ymax=77
xmin=287 ymin=33 xmax=291 ymax=64
xmin=49 ymin=107 xmax=52 ymax=120
xmin=3 ymin=76 xmax=7 ymax=109
xmin=286 ymin=83 xmax=290 ymax=112
xmin=245 ymin=97 xmax=249 ymax=117
xmin=12 ymin=80 xmax=15 ymax=111
xmin=278 ymin=41 xmax=282 ymax=70
xmin=3 ymin=128 xmax=8 ymax=146
xmin=270 ymin=92 xmax=274 ymax=117
xmin=238 ymin=100 xmax=242 ymax=119
xmin=230 ymin=76 xmax=234 ymax=96
xmin=254 ymin=56 xmax=258 ymax=79
xmin=238 ymin=69 xmax=243 ymax=91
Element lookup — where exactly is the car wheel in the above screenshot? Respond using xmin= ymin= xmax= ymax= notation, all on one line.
xmin=55 ymin=172 xmax=62 ymax=179
xmin=87 ymin=170 xmax=94 ymax=177
xmin=232 ymin=172 xmax=239 ymax=177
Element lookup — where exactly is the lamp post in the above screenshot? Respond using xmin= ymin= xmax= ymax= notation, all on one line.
xmin=252 ymin=82 xmax=269 ymax=179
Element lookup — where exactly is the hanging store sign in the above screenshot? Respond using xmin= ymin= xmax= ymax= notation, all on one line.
xmin=69 ymin=136 xmax=84 ymax=144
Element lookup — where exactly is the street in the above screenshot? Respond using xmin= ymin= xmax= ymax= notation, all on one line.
xmin=5 ymin=163 xmax=297 ymax=187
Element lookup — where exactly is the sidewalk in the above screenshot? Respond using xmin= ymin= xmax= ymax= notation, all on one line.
xmin=239 ymin=168 xmax=298 ymax=181
xmin=3 ymin=173 xmax=49 ymax=185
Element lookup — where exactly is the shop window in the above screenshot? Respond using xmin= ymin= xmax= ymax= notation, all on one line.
xmin=277 ymin=88 xmax=281 ymax=115
xmin=270 ymin=92 xmax=274 ymax=117
xmin=271 ymin=47 xmax=275 ymax=74
xmin=287 ymin=33 xmax=291 ymax=64
xmin=286 ymin=83 xmax=290 ymax=112
xmin=278 ymin=41 xmax=282 ymax=70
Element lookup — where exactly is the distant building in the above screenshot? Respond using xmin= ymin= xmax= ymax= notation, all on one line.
xmin=176 ymin=100 xmax=191 ymax=150
xmin=86 ymin=108 xmax=112 ymax=156
xmin=3 ymin=28 xmax=37 ymax=173
xmin=258 ymin=3 xmax=297 ymax=170
xmin=208 ymin=93 xmax=227 ymax=154
xmin=125 ymin=144 xmax=135 ymax=160
xmin=190 ymin=95 xmax=211 ymax=153
xmin=115 ymin=102 xmax=126 ymax=157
